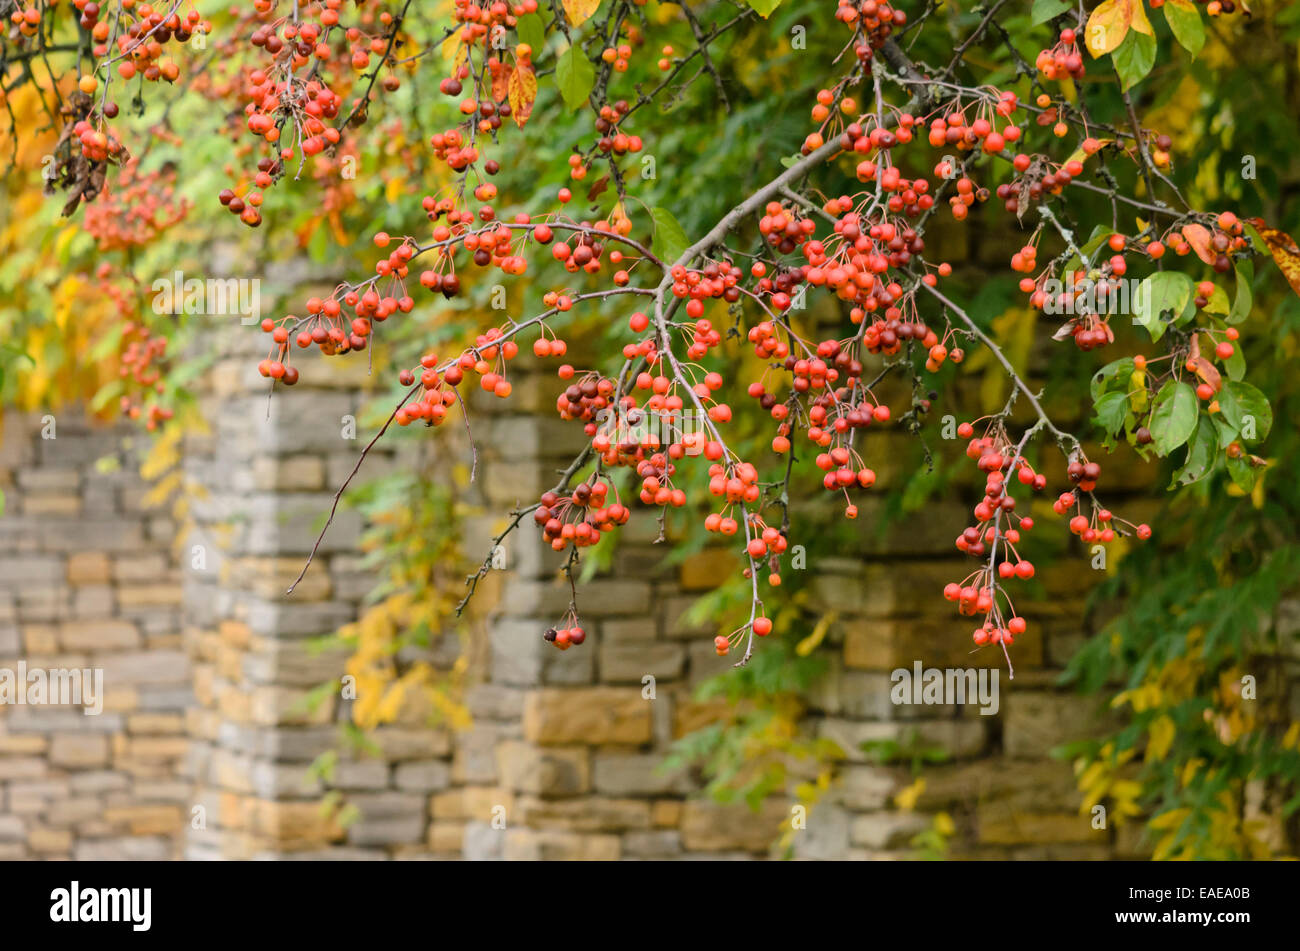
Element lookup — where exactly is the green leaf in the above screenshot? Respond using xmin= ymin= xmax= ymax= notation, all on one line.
xmin=556 ymin=45 xmax=594 ymax=112
xmin=1032 ymin=0 xmax=1073 ymax=25
xmin=89 ymin=379 xmax=125 ymax=414
xmin=1226 ymin=454 xmax=1256 ymax=492
xmin=1112 ymin=30 xmax=1156 ymax=91
xmin=1163 ymin=1 xmax=1206 ymax=58
xmin=308 ymin=220 xmax=329 ymax=261
xmin=1132 ymin=272 xmax=1193 ymax=342
xmin=1217 ymin=381 xmax=1272 ymax=443
xmin=650 ymin=207 xmax=692 ymax=265
xmin=1091 ymin=357 xmax=1134 ymax=400
xmin=1224 ymin=343 xmax=1246 ymax=381
xmin=1171 ymin=416 xmax=1216 ymax=487
xmin=1211 ymin=414 xmax=1239 ymax=452
xmin=1243 ymin=222 xmax=1269 ymax=255
xmin=745 ymin=0 xmax=784 ymax=17
xmin=1229 ymin=259 xmax=1253 ymax=324
xmin=1065 ymin=225 xmax=1113 ymax=272
xmin=1093 ymin=391 xmax=1129 ymax=436
xmin=88 ymin=324 xmax=124 ymax=362
xmin=516 ymin=13 xmax=546 ymax=54
xmin=1149 ymin=380 xmax=1198 ymax=456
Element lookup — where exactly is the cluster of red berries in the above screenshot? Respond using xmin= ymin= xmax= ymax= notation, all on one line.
xmin=592 ymin=100 xmax=644 ymax=158
xmin=1036 ymin=29 xmax=1085 ymax=81
xmin=750 ymin=260 xmax=808 ymax=313
xmin=228 ymin=1 xmax=1266 ymax=673
xmin=66 ymin=3 xmax=209 ymax=167
xmin=856 ymin=155 xmax=942 ymax=219
xmin=203 ymin=2 xmax=407 ymax=226
xmin=68 ymin=114 xmax=124 ymax=165
xmin=835 ymin=0 xmax=907 ymax=57
xmin=813 ymin=446 xmax=876 ymax=516
xmin=1179 ymin=211 xmax=1251 ymax=274
xmin=1193 ymin=1 xmax=1243 ymax=15
xmin=117 ymin=322 xmax=172 ymax=429
xmin=91 ymin=266 xmax=174 ymax=430
xmin=543 ymin=625 xmax=586 ymax=650
xmin=451 ymin=0 xmax=533 ymax=52
xmin=943 ymin=427 xmax=1043 ymax=654
xmin=996 ymin=148 xmax=1090 ymax=217
xmin=744 ymin=518 xmax=790 ymax=560
xmin=534 ymin=482 xmax=630 ymax=552
xmin=8 ymin=4 xmax=43 ymax=38
xmin=926 ymin=94 xmax=1022 ymax=156
xmin=1055 ymin=488 xmax=1152 ymax=543
xmin=553 ymin=222 xmax=626 ymax=273
xmin=83 ymin=160 xmax=190 ymax=251
xmin=634 ymin=453 xmax=687 ymax=508
xmin=707 ymin=462 xmax=762 ymax=507
xmin=942 ymin=417 xmax=1157 ymax=658
xmin=428 ymin=125 xmax=481 ymax=173
xmin=715 ymin=615 xmax=773 ymax=657
xmin=953 ymin=429 xmax=1043 ymax=559
xmin=557 ymin=371 xmax=612 ymax=426
xmin=105 ymin=5 xmax=201 ymax=82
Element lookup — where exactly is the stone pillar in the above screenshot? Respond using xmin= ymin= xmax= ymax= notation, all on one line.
xmin=181 ymin=322 xmax=435 ymax=859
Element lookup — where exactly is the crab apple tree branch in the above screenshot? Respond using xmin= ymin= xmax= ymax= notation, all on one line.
xmin=11 ymin=0 xmax=1274 ymax=672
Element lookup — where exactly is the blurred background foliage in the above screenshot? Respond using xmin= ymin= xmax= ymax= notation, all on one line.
xmin=2 ymin=0 xmax=1299 ymax=857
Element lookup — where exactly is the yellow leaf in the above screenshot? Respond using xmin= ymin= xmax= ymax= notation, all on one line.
xmin=1149 ymin=807 xmax=1189 ymax=830
xmin=1282 ymin=722 xmax=1300 ymax=751
xmin=971 ymin=306 xmax=1035 ymax=411
xmin=385 ymin=176 xmax=407 ymax=205
xmin=448 ymin=39 xmax=468 ymax=70
xmin=894 ymin=777 xmax=925 ymax=811
xmin=507 ymin=63 xmax=538 ymax=128
xmin=1086 ymin=0 xmax=1133 ymax=57
xmin=1130 ymin=0 xmax=1154 ymax=35
xmin=1247 ymin=217 xmax=1300 ymax=300
xmin=142 ymin=471 xmax=182 ymax=509
xmin=561 ymin=0 xmax=601 ymax=28
xmin=54 ymin=225 xmax=80 ymax=259
xmin=795 ymin=611 xmax=837 ymax=657
xmin=1130 ymin=370 xmax=1149 ymax=412
xmin=1251 ymin=471 xmax=1267 ymax=509
xmin=1151 ymin=829 xmax=1180 ymax=861
xmin=1066 ymin=137 xmax=1113 ymax=166
xmin=1111 ymin=779 xmax=1143 ymax=803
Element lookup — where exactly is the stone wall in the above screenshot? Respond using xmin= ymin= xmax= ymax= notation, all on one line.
xmin=162 ymin=319 xmax=1159 ymax=860
xmin=432 ymin=370 xmax=1159 ymax=861
xmin=0 ymin=409 xmax=190 ymax=860
xmin=0 ymin=370 xmax=1163 ymax=861
xmin=1 ymin=224 xmax=1270 ymax=861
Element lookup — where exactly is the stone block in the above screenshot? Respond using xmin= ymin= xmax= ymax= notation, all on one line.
xmin=523 ymin=688 xmax=653 ymax=745
xmin=679 ymin=799 xmax=788 ymax=853
xmin=496 ymin=741 xmax=589 ymax=796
